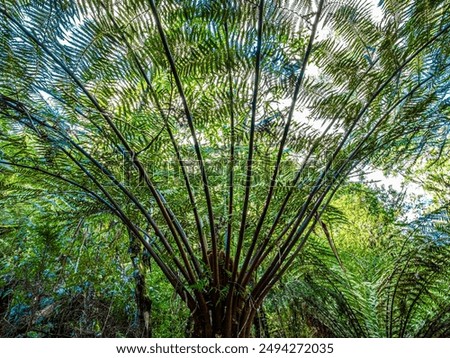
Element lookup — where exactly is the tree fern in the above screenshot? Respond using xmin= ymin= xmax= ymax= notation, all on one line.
xmin=1 ymin=0 xmax=449 ymax=337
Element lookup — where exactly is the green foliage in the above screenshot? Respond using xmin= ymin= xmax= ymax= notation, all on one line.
xmin=266 ymin=185 xmax=450 ymax=337
xmin=1 ymin=0 xmax=449 ymax=337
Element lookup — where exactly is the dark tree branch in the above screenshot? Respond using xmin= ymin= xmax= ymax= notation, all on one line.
xmin=100 ymin=3 xmax=205 ymax=281
xmin=239 ymin=0 xmax=325 ymax=285
xmin=147 ymin=0 xmax=218 ymax=288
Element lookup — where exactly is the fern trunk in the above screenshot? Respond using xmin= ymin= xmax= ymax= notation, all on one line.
xmin=189 ymin=292 xmax=257 ymax=338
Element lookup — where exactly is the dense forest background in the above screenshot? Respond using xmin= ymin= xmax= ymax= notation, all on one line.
xmin=1 ymin=0 xmax=449 ymax=337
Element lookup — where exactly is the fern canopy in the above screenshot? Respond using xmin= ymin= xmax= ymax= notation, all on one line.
xmin=1 ymin=0 xmax=449 ymax=337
